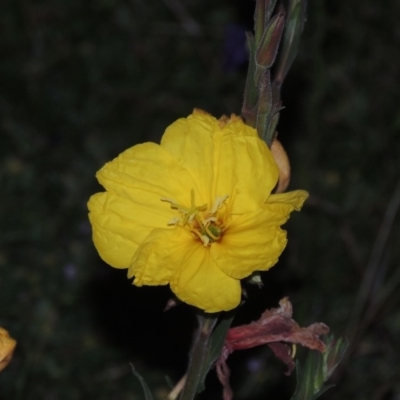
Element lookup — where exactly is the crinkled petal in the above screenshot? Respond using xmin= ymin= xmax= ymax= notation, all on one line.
xmin=170 ymin=244 xmax=241 ymax=313
xmin=161 ymin=111 xmax=279 ymax=213
xmin=212 ymin=190 xmax=308 ymax=280
xmin=212 ymin=118 xmax=279 ymax=213
xmin=96 ymin=142 xmax=197 ymax=210
xmin=88 ymin=191 xmax=173 ymax=269
xmin=129 ymin=227 xmax=192 ymax=286
xmin=160 ymin=110 xmax=217 ymax=205
xmin=211 ymin=209 xmax=288 ymax=280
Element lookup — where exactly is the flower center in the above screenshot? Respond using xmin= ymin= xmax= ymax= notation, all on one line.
xmin=161 ymin=189 xmax=229 ymax=246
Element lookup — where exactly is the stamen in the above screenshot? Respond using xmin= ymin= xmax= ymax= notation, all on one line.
xmin=161 ymin=197 xmax=179 ymax=204
xmin=210 ymin=195 xmax=229 ymax=214
xmin=190 ymin=229 xmax=203 ymax=241
xmin=167 ymin=217 xmax=180 ymax=226
xmin=161 ymin=190 xmax=228 ymax=246
xmin=202 ymin=216 xmax=217 ymax=226
xmin=200 ymin=235 xmax=210 ymax=246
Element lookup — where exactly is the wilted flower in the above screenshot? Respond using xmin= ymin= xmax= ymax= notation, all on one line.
xmin=88 ymin=110 xmax=308 ymax=312
xmin=0 ymin=327 xmax=16 ymax=372
xmin=216 ymin=298 xmax=329 ymax=400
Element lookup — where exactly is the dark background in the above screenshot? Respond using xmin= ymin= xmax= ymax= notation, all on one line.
xmin=1 ymin=0 xmax=400 ymax=399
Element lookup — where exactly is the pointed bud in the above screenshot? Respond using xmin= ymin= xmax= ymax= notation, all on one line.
xmin=255 ymin=9 xmax=286 ymax=71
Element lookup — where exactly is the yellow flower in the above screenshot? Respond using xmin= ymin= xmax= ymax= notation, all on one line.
xmin=88 ymin=109 xmax=308 ymax=313
xmin=0 ymin=327 xmax=16 ymax=372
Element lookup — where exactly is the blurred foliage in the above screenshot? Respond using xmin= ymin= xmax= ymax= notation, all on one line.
xmin=1 ymin=0 xmax=400 ymax=399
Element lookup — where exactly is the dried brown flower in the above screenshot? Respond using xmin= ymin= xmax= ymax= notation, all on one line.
xmin=216 ymin=298 xmax=329 ymax=400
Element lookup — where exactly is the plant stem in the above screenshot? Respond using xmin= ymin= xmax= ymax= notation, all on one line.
xmin=180 ymin=314 xmax=218 ymax=400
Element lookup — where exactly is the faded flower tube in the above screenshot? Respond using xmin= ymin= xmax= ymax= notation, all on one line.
xmin=88 ymin=109 xmax=308 ymax=312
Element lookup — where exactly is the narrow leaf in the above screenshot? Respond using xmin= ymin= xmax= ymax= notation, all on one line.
xmin=196 ymin=311 xmax=235 ymax=393
xmin=180 ymin=314 xmax=218 ymax=399
xmin=290 ymin=335 xmax=349 ymax=400
xmin=264 ymin=0 xmax=278 ymax=25
xmin=130 ymin=364 xmax=154 ymax=400
xmin=254 ymin=0 xmax=266 ymax=44
xmin=273 ymin=0 xmax=307 ymax=101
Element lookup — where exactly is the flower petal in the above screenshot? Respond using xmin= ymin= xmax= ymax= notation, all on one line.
xmin=96 ymin=142 xmax=197 ymax=210
xmin=160 ymin=110 xmax=217 ymax=205
xmin=265 ymin=190 xmax=309 ymax=219
xmin=129 ymin=227 xmax=192 ymax=286
xmin=170 ymin=244 xmax=241 ymax=313
xmin=212 ymin=117 xmax=279 ymax=213
xmin=88 ymin=191 xmax=169 ymax=269
xmin=212 ymin=208 xmax=288 ymax=280
xmin=161 ymin=111 xmax=280 ymax=213
xmin=212 ymin=190 xmax=308 ymax=280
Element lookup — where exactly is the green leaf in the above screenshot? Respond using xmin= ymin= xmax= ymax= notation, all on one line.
xmin=130 ymin=364 xmax=154 ymax=400
xmin=273 ymin=0 xmax=307 ymax=99
xmin=180 ymin=314 xmax=218 ymax=399
xmin=196 ymin=311 xmax=235 ymax=393
xmin=254 ymin=0 xmax=278 ymax=45
xmin=290 ymin=335 xmax=349 ymax=400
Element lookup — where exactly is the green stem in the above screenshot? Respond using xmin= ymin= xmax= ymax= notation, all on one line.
xmin=180 ymin=314 xmax=218 ymax=400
